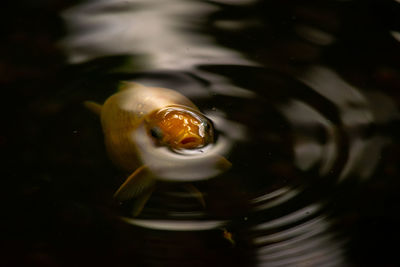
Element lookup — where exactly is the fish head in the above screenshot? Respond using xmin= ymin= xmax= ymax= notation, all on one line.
xmin=145 ymin=105 xmax=214 ymax=150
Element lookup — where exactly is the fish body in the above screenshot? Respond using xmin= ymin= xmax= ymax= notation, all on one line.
xmin=99 ymin=82 xmax=200 ymax=172
xmin=85 ymin=82 xmax=230 ymax=203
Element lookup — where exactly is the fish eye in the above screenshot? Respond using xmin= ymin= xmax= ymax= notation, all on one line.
xmin=202 ymin=121 xmax=210 ymax=131
xmin=202 ymin=119 xmax=214 ymax=133
xmin=150 ymin=126 xmax=163 ymax=139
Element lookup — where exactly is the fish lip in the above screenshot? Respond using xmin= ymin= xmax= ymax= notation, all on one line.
xmin=180 ymin=136 xmax=199 ymax=145
xmin=177 ymin=134 xmax=203 ymax=148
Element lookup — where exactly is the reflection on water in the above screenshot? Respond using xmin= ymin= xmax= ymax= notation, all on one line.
xmin=295 ymin=65 xmax=395 ymax=181
xmin=252 ymin=207 xmax=346 ymax=267
xmin=61 ymin=0 xmax=256 ymax=69
xmin=9 ymin=0 xmax=399 ymax=266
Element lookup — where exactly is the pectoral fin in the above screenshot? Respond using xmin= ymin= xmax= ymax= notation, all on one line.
xmin=131 ymin=189 xmax=154 ymax=217
xmin=183 ymin=184 xmax=206 ymax=208
xmin=113 ymin=165 xmax=155 ymax=201
xmin=83 ymin=101 xmax=102 ymax=116
xmin=216 ymin=156 xmax=232 ymax=171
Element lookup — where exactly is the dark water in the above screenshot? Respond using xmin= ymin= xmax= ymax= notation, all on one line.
xmin=3 ymin=0 xmax=400 ymax=266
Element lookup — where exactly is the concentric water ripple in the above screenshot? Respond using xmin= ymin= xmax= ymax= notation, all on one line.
xmin=103 ymin=64 xmax=397 ymax=266
xmin=34 ymin=0 xmax=400 ymax=266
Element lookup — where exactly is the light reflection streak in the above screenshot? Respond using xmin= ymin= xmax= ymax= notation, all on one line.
xmin=252 ymin=188 xmax=300 ymax=211
xmin=252 ymin=204 xmax=322 ymax=232
xmin=121 ymin=217 xmax=227 ymax=231
xmin=294 ymin=24 xmax=336 ymax=46
xmin=165 ymin=211 xmax=205 ymax=218
xmin=252 ymin=187 xmax=292 ymax=203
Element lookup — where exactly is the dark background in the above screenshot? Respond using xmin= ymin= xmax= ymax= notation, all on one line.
xmin=2 ymin=0 xmax=400 ymax=266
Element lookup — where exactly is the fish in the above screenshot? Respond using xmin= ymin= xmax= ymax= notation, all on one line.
xmin=222 ymin=228 xmax=235 ymax=246
xmin=85 ymin=82 xmax=231 ymax=212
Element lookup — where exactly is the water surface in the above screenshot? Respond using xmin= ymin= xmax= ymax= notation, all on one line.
xmin=3 ymin=0 xmax=400 ymax=266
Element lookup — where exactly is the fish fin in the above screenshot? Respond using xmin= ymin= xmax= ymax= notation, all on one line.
xmin=221 ymin=228 xmax=236 ymax=246
xmin=183 ymin=184 xmax=206 ymax=208
xmin=131 ymin=188 xmax=154 ymax=217
xmin=113 ymin=165 xmax=155 ymax=201
xmin=83 ymin=101 xmax=102 ymax=116
xmin=216 ymin=156 xmax=232 ymax=171
xmin=118 ymin=81 xmax=146 ymax=91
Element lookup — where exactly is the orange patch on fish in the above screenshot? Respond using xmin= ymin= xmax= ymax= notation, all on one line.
xmin=146 ymin=105 xmax=213 ymax=150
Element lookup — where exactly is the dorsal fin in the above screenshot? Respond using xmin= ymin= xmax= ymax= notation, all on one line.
xmin=118 ymin=81 xmax=147 ymax=91
xmin=83 ymin=101 xmax=102 ymax=116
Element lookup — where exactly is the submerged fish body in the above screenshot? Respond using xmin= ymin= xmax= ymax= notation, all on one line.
xmin=85 ymin=82 xmax=230 ymax=203
xmin=99 ymin=82 xmax=200 ymax=172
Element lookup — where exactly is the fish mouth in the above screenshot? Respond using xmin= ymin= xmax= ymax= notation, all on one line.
xmin=180 ymin=136 xmax=199 ymax=145
xmin=177 ymin=134 xmax=203 ymax=148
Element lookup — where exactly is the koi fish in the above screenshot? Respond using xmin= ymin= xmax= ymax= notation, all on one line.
xmin=85 ymin=82 xmax=231 ymax=209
